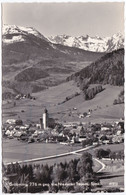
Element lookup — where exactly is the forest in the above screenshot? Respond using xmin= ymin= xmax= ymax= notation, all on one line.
xmin=3 ymin=152 xmax=100 ymax=193
xmin=67 ymin=49 xmax=124 ymax=101
xmin=68 ymin=48 xmax=124 ymax=86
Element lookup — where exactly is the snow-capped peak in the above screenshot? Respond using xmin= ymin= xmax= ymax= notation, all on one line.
xmin=49 ymin=33 xmax=124 ymax=52
xmin=2 ymin=24 xmax=48 ymax=44
xmin=3 ymin=25 xmax=124 ymax=52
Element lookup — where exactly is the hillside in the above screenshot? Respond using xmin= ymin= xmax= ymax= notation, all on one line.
xmin=68 ymin=48 xmax=124 ymax=87
xmin=2 ymin=25 xmax=104 ymax=98
xmin=2 ymin=81 xmax=124 ymax=124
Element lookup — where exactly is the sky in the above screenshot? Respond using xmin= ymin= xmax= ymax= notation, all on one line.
xmin=2 ymin=2 xmax=124 ymax=37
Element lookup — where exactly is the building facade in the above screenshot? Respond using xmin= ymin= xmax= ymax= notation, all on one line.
xmin=43 ymin=108 xmax=48 ymax=129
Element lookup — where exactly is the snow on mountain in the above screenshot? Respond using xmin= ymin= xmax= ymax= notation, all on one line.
xmin=2 ymin=25 xmax=124 ymax=53
xmin=2 ymin=24 xmax=48 ymax=44
xmin=49 ymin=33 xmax=124 ymax=52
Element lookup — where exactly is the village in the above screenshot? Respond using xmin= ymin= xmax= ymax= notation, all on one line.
xmin=2 ymin=108 xmax=124 ymax=147
xmin=2 ymin=108 xmax=124 ymax=193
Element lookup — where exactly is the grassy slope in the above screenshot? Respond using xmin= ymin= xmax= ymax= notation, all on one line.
xmin=2 ymin=81 xmax=124 ymax=124
xmin=2 ymin=35 xmax=103 ymax=95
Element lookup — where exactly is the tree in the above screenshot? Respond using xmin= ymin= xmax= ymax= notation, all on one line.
xmin=77 ymin=152 xmax=93 ymax=178
xmin=82 ymin=140 xmax=87 ymax=147
xmin=67 ymin=159 xmax=79 ymax=182
xmin=27 ymin=164 xmax=34 ymax=182
xmin=113 ymin=99 xmax=118 ymax=105
xmin=10 ymin=163 xmax=15 ymax=174
xmin=95 ymin=149 xmax=111 ymax=159
xmin=51 ymin=164 xmax=67 ymax=183
xmin=100 ymin=135 xmax=108 ymax=141
xmin=14 ymin=163 xmax=21 ymax=178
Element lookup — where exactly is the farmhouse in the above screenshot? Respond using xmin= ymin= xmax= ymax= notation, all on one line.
xmin=70 ymin=125 xmax=83 ymax=136
xmin=6 ymin=119 xmax=16 ymax=125
xmin=101 ymin=127 xmax=110 ymax=131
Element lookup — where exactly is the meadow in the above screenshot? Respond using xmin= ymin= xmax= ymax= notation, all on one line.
xmin=2 ymin=138 xmax=81 ymax=164
xmin=2 ymin=81 xmax=124 ymax=124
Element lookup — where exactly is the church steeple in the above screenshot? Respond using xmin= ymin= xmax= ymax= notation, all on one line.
xmin=44 ymin=108 xmax=48 ymax=114
xmin=43 ymin=108 xmax=48 ymax=129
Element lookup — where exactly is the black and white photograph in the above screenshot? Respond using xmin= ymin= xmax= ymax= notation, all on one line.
xmin=1 ymin=1 xmax=125 ymax=193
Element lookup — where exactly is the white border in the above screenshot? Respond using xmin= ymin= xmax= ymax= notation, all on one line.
xmin=0 ymin=1 xmax=125 ymax=195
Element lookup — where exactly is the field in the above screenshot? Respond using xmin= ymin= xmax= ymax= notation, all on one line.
xmin=3 ymin=137 xmax=124 ymax=190
xmin=2 ymin=138 xmax=81 ymax=164
xmin=3 ymin=137 xmax=124 ymax=165
xmin=92 ymin=144 xmax=124 ymax=190
xmin=98 ymin=159 xmax=124 ymax=190
xmin=87 ymin=143 xmax=124 ymax=156
xmin=2 ymin=81 xmax=124 ymax=124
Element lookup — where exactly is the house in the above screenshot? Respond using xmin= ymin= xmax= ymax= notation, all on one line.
xmin=70 ymin=126 xmax=83 ymax=135
xmin=117 ymin=130 xmax=122 ymax=135
xmin=14 ymin=131 xmax=23 ymax=138
xmin=71 ymin=135 xmax=79 ymax=143
xmin=8 ymin=126 xmax=14 ymax=131
xmin=36 ymin=124 xmax=41 ymax=129
xmin=33 ymin=130 xmax=44 ymax=136
xmin=79 ymin=137 xmax=86 ymax=142
xmin=5 ymin=130 xmax=11 ymax=136
xmin=79 ymin=114 xmax=84 ymax=118
xmin=102 ymin=140 xmax=110 ymax=144
xmin=6 ymin=119 xmax=16 ymax=125
xmin=112 ymin=135 xmax=124 ymax=143
xmin=15 ymin=94 xmax=22 ymax=100
xmin=19 ymin=126 xmax=28 ymax=131
xmin=86 ymin=114 xmax=91 ymax=118
xmin=101 ymin=127 xmax=110 ymax=131
xmin=64 ymin=123 xmax=73 ymax=128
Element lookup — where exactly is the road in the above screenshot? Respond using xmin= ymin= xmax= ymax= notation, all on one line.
xmin=5 ymin=145 xmax=94 ymax=165
xmin=93 ymin=158 xmax=106 ymax=173
xmin=5 ymin=145 xmax=106 ymax=173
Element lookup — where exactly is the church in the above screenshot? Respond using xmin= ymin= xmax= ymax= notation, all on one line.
xmin=40 ymin=108 xmax=55 ymax=130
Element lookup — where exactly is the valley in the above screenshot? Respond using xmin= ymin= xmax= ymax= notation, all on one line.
xmin=2 ymin=25 xmax=124 ymax=124
xmin=2 ymin=81 xmax=124 ymax=124
xmin=2 ymin=24 xmax=124 ymax=193
xmin=2 ymin=25 xmax=103 ymax=96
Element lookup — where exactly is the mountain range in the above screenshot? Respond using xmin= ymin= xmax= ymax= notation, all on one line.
xmin=2 ymin=25 xmax=103 ymax=65
xmin=49 ymin=33 xmax=124 ymax=53
xmin=2 ymin=25 xmax=124 ymax=125
xmin=2 ymin=25 xmax=124 ymax=99
xmin=2 ymin=25 xmax=103 ymax=97
xmin=3 ymin=25 xmax=124 ymax=53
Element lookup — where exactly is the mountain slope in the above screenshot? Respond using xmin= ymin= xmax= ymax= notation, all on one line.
xmin=2 ymin=25 xmax=104 ymax=97
xmin=2 ymin=24 xmax=103 ymax=65
xmin=2 ymin=81 xmax=124 ymax=124
xmin=3 ymin=25 xmax=48 ymax=43
xmin=49 ymin=33 xmax=124 ymax=53
xmin=67 ymin=48 xmax=124 ymax=87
